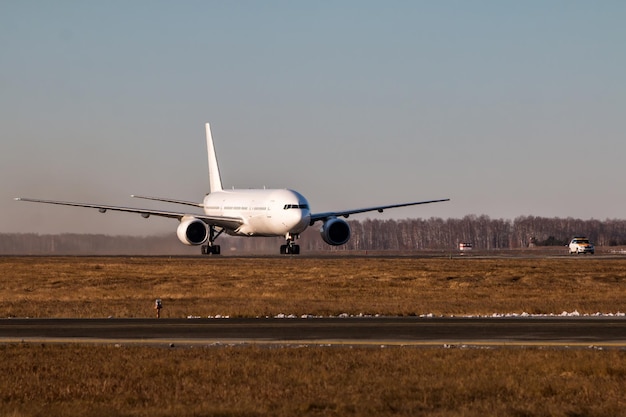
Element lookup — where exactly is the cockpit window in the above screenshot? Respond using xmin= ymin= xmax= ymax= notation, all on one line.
xmin=283 ymin=204 xmax=309 ymax=210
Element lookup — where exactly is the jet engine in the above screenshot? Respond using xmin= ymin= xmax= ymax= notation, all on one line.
xmin=320 ymin=217 xmax=351 ymax=246
xmin=176 ymin=217 xmax=209 ymax=245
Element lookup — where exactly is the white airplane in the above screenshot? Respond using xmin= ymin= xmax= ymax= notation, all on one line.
xmin=16 ymin=123 xmax=449 ymax=255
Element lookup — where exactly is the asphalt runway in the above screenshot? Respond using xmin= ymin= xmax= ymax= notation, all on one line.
xmin=1 ymin=317 xmax=626 ymax=347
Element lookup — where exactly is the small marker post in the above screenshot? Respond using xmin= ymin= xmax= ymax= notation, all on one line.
xmin=155 ymin=298 xmax=163 ymax=318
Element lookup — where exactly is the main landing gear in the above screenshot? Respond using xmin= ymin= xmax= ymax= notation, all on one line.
xmin=201 ymin=229 xmax=302 ymax=255
xmin=201 ymin=226 xmax=224 ymax=255
xmin=280 ymin=233 xmax=300 ymax=255
xmin=201 ymin=245 xmax=220 ymax=255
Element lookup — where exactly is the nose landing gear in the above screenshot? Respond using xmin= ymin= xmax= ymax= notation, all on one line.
xmin=280 ymin=233 xmax=300 ymax=255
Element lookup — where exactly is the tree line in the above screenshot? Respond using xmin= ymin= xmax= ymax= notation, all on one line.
xmin=299 ymin=215 xmax=626 ymax=252
xmin=2 ymin=215 xmax=626 ymax=255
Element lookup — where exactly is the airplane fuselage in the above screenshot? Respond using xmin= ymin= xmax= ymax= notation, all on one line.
xmin=203 ymin=188 xmax=311 ymax=237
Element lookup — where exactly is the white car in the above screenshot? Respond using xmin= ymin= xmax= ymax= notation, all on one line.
xmin=568 ymin=237 xmax=595 ymax=255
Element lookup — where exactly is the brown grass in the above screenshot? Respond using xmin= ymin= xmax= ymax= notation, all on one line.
xmin=1 ymin=256 xmax=626 ymax=416
xmin=1 ymin=344 xmax=626 ymax=417
xmin=1 ymin=256 xmax=625 ymax=318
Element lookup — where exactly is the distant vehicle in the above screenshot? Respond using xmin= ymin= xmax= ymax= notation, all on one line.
xmin=568 ymin=237 xmax=595 ymax=255
xmin=458 ymin=242 xmax=473 ymax=251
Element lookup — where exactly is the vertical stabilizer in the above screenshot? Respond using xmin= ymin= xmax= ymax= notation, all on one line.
xmin=206 ymin=123 xmax=223 ymax=192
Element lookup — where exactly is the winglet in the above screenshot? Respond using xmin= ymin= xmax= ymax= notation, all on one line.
xmin=206 ymin=123 xmax=223 ymax=192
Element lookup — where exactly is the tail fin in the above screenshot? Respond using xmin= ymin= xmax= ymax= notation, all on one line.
xmin=206 ymin=123 xmax=223 ymax=192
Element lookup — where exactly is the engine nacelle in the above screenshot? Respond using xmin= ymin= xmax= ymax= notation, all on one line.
xmin=320 ymin=217 xmax=351 ymax=246
xmin=177 ymin=217 xmax=209 ymax=246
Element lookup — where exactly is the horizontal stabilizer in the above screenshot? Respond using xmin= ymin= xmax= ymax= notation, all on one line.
xmin=131 ymin=195 xmax=204 ymax=208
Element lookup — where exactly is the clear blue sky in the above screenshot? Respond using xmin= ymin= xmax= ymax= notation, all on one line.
xmin=2 ymin=1 xmax=625 ymax=235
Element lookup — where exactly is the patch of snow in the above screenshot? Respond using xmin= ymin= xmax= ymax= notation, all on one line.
xmin=194 ymin=311 xmax=625 ymax=319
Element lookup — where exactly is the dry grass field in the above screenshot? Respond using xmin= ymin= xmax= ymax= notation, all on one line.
xmin=2 ymin=255 xmax=626 ymax=318
xmin=1 ymin=255 xmax=626 ymax=416
xmin=1 ymin=344 xmax=625 ymax=417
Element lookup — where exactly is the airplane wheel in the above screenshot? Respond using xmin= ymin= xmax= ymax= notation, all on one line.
xmin=280 ymin=244 xmax=300 ymax=255
xmin=202 ymin=245 xmax=221 ymax=255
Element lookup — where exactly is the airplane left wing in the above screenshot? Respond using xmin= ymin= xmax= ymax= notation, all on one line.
xmin=14 ymin=198 xmax=243 ymax=230
xmin=309 ymin=198 xmax=450 ymax=223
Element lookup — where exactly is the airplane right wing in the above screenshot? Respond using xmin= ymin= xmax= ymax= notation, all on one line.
xmin=14 ymin=197 xmax=244 ymax=231
xmin=310 ymin=198 xmax=450 ymax=223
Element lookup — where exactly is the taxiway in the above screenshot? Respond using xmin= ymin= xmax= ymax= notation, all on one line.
xmin=1 ymin=317 xmax=625 ymax=347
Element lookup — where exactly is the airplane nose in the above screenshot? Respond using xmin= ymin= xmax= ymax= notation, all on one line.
xmin=300 ymin=211 xmax=312 ymax=230
xmin=285 ymin=209 xmax=310 ymax=233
